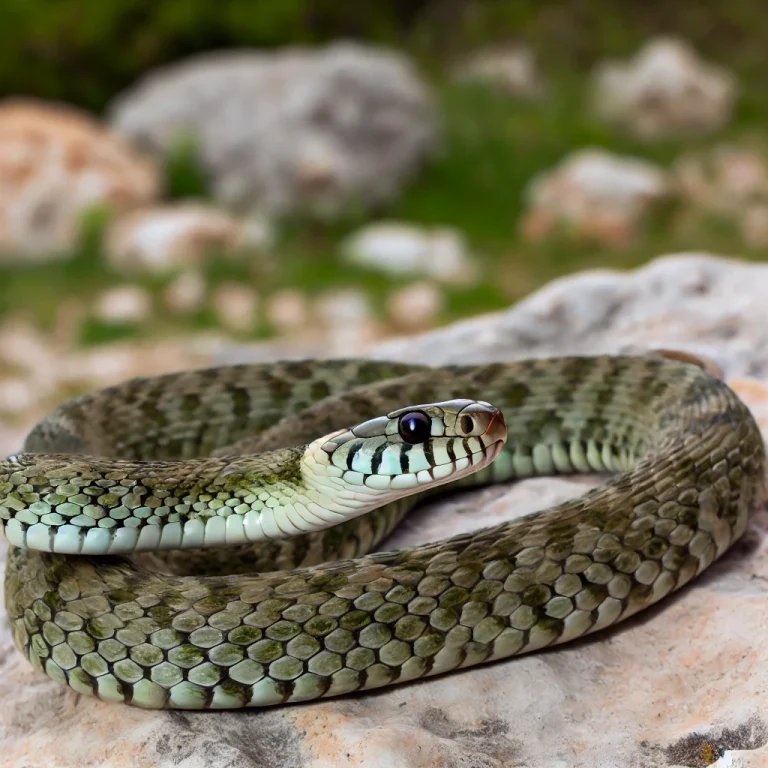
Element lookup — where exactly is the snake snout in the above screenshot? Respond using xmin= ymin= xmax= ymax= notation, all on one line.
xmin=456 ymin=401 xmax=507 ymax=446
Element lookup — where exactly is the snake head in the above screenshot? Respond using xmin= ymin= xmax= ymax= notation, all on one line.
xmin=304 ymin=399 xmax=507 ymax=502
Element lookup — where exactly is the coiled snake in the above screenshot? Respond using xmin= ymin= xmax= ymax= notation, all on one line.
xmin=3 ymin=355 xmax=765 ymax=709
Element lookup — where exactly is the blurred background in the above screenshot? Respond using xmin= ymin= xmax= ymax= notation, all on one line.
xmin=0 ymin=1 xmax=766 ymax=451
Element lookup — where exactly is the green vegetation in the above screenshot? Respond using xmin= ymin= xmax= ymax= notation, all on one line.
xmin=2 ymin=1 xmax=767 ymax=111
xmin=2 ymin=1 xmax=768 ymax=343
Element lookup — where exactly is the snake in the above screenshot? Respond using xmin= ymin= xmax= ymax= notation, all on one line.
xmin=2 ymin=354 xmax=765 ymax=710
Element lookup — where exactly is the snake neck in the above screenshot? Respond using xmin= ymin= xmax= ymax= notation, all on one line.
xmin=0 ymin=447 xmax=319 ymax=553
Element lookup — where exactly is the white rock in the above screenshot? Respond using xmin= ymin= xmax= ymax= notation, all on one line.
xmin=315 ymin=288 xmax=380 ymax=354
xmin=672 ymin=144 xmax=768 ymax=247
xmin=60 ymin=337 xmax=219 ymax=389
xmin=93 ymin=285 xmax=152 ymax=325
xmin=211 ymin=284 xmax=259 ymax=333
xmin=265 ymin=289 xmax=310 ymax=334
xmin=0 ymin=319 xmax=57 ymax=372
xmin=592 ymin=37 xmax=737 ymax=138
xmin=109 ymin=43 xmax=438 ymax=217
xmin=0 ymin=377 xmax=38 ymax=414
xmin=163 ymin=271 xmax=207 ymax=314
xmin=341 ymin=221 xmax=475 ymax=284
xmin=386 ymin=281 xmax=444 ymax=331
xmin=105 ymin=203 xmax=271 ymax=275
xmin=49 ymin=300 xmax=88 ymax=349
xmin=674 ymin=144 xmax=768 ymax=215
xmin=238 ymin=212 xmax=275 ymax=252
xmin=0 ymin=98 xmax=159 ymax=260
xmin=454 ymin=45 xmax=543 ymax=98
xmin=742 ymin=204 xmax=768 ymax=248
xmin=522 ymin=148 xmax=670 ymax=246
xmin=374 ymin=252 xmax=768 ymax=373
xmin=314 ymin=288 xmax=373 ymax=327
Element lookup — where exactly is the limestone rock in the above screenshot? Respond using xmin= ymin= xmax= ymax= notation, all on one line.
xmin=265 ymin=290 xmax=310 ymax=335
xmin=453 ymin=45 xmax=543 ymax=98
xmin=386 ymin=281 xmax=444 ymax=331
xmin=0 ymin=329 xmax=217 ymax=459
xmin=742 ymin=204 xmax=768 ymax=248
xmin=105 ymin=203 xmax=272 ymax=275
xmin=673 ymin=144 xmax=768 ymax=247
xmin=592 ymin=37 xmax=737 ymax=139
xmin=6 ymin=253 xmax=768 ymax=766
xmin=211 ymin=283 xmax=259 ymax=334
xmin=340 ymin=221 xmax=475 ymax=284
xmin=163 ymin=271 xmax=207 ymax=314
xmin=109 ymin=43 xmax=438 ymax=217
xmin=0 ymin=377 xmax=38 ymax=416
xmin=314 ymin=288 xmax=381 ymax=354
xmin=93 ymin=285 xmax=152 ymax=325
xmin=0 ymin=98 xmax=159 ymax=259
xmin=674 ymin=144 xmax=768 ymax=214
xmin=374 ymin=252 xmax=768 ymax=375
xmin=522 ymin=148 xmax=670 ymax=247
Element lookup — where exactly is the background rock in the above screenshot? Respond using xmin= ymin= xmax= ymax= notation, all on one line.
xmin=673 ymin=144 xmax=768 ymax=247
xmin=521 ymin=148 xmax=670 ymax=247
xmin=674 ymin=144 xmax=768 ymax=214
xmin=313 ymin=288 xmax=381 ymax=355
xmin=265 ymin=290 xmax=311 ymax=335
xmin=592 ymin=37 xmax=737 ymax=139
xmin=105 ymin=203 xmax=272 ymax=275
xmin=163 ymin=271 xmax=208 ymax=315
xmin=109 ymin=43 xmax=438 ymax=218
xmin=374 ymin=252 xmax=768 ymax=376
xmin=93 ymin=284 xmax=153 ymax=325
xmin=211 ymin=283 xmax=259 ymax=334
xmin=453 ymin=45 xmax=543 ymax=99
xmin=0 ymin=98 xmax=159 ymax=259
xmin=386 ymin=281 xmax=444 ymax=331
xmin=5 ymin=253 xmax=768 ymax=766
xmin=340 ymin=222 xmax=475 ymax=284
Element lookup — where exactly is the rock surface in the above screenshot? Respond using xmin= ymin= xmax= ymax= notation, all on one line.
xmin=105 ymin=203 xmax=272 ymax=275
xmin=0 ymin=98 xmax=159 ymax=259
xmin=674 ymin=144 xmax=768 ymax=216
xmin=108 ymin=43 xmax=438 ymax=218
xmin=592 ymin=37 xmax=737 ymax=139
xmin=521 ymin=148 xmax=670 ymax=247
xmin=4 ymin=253 xmax=768 ymax=766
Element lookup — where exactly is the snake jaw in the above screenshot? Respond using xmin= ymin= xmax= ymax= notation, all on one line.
xmin=298 ymin=399 xmax=508 ymax=528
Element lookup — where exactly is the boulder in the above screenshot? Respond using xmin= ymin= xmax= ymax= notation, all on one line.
xmin=592 ymin=37 xmax=737 ymax=139
xmin=521 ymin=148 xmax=670 ymax=247
xmin=673 ymin=144 xmax=768 ymax=247
xmin=340 ymin=221 xmax=475 ymax=284
xmin=453 ymin=45 xmax=543 ymax=99
xmin=105 ymin=203 xmax=272 ymax=275
xmin=0 ymin=99 xmax=159 ymax=259
xmin=109 ymin=43 xmax=438 ymax=218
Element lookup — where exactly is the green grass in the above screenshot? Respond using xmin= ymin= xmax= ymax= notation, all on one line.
xmin=4 ymin=65 xmax=768 ymax=346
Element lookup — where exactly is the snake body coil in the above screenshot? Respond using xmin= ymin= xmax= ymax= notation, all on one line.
xmin=3 ymin=355 xmax=765 ymax=709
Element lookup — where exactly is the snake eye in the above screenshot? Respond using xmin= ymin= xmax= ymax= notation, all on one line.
xmin=398 ymin=411 xmax=432 ymax=444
